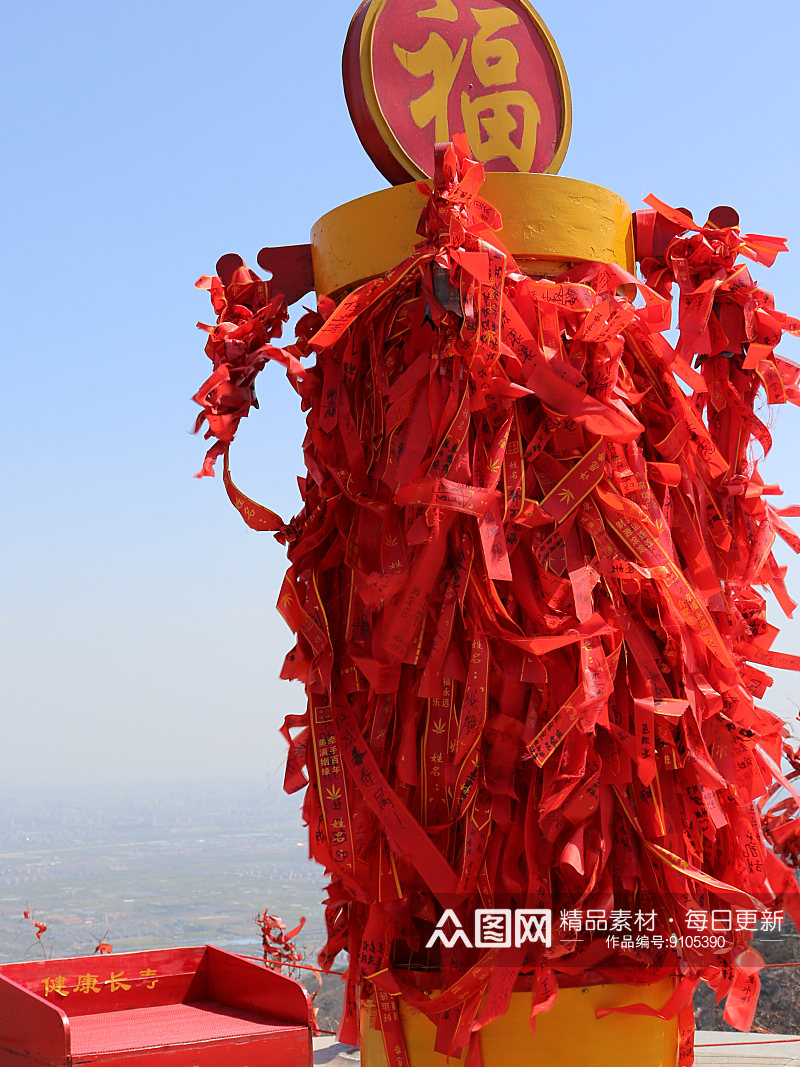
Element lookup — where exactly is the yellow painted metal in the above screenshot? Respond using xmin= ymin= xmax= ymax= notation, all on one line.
xmin=355 ymin=0 xmax=573 ymax=182
xmin=310 ymin=174 xmax=634 ymax=298
xmin=361 ymin=979 xmax=681 ymax=1067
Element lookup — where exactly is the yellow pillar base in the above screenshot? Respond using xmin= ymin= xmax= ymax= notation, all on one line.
xmin=362 ymin=979 xmax=681 ymax=1067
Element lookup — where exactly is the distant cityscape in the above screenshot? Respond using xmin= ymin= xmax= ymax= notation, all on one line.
xmin=0 ymin=781 xmax=328 ymax=967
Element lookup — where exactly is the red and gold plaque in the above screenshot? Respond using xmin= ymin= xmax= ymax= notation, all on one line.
xmin=344 ymin=0 xmax=571 ymax=184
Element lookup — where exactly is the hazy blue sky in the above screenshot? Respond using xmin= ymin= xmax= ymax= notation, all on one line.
xmin=4 ymin=0 xmax=800 ymax=792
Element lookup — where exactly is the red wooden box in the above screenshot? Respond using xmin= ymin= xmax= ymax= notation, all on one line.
xmin=0 ymin=945 xmax=313 ymax=1066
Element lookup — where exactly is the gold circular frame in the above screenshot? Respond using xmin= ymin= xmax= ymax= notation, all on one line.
xmin=356 ymin=0 xmax=573 ymax=181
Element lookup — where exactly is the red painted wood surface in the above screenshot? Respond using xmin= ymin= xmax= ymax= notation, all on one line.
xmin=256 ymin=245 xmax=315 ymax=306
xmin=0 ymin=963 xmax=69 ymax=1067
xmin=0 ymin=946 xmax=312 ymax=1067
xmin=216 ymin=247 xmax=314 ymax=308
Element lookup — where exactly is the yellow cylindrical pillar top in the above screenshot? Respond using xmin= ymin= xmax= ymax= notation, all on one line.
xmin=311 ymin=173 xmax=635 ymax=298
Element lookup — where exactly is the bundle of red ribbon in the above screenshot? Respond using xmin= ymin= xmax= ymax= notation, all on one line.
xmin=194 ymin=141 xmax=800 ymax=1066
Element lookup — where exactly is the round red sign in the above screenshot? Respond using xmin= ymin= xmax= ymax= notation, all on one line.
xmin=344 ymin=0 xmax=572 ymax=185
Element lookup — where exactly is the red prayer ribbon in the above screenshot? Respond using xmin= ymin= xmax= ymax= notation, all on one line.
xmin=194 ymin=141 xmax=800 ymax=1064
